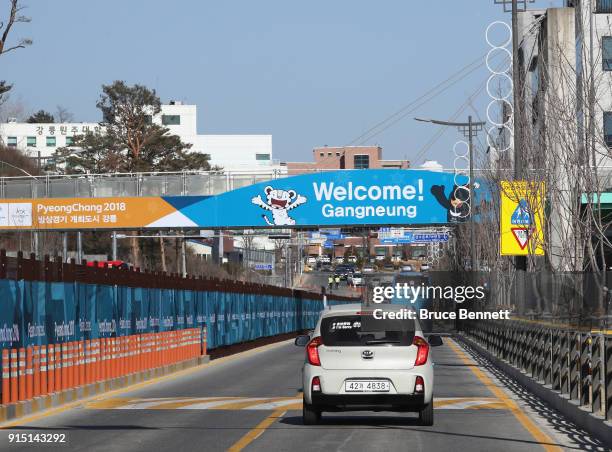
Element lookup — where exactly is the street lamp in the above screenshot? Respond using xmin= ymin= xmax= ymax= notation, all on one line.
xmin=414 ymin=116 xmax=485 ymax=270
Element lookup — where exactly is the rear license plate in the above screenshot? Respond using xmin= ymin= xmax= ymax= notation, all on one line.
xmin=344 ymin=380 xmax=390 ymax=392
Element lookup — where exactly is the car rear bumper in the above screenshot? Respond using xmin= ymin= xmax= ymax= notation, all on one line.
xmin=311 ymin=393 xmax=426 ymax=411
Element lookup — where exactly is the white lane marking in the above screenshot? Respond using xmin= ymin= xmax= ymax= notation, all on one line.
xmin=117 ymin=398 xmax=213 ymax=409
xmin=87 ymin=396 xmax=505 ymax=411
xmin=439 ymin=400 xmax=501 ymax=409
xmin=176 ymin=397 xmax=267 ymax=410
xmin=247 ymin=399 xmax=302 ymax=410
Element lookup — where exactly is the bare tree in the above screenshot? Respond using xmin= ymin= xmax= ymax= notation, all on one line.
xmin=477 ymin=12 xmax=612 ymax=320
xmin=0 ymin=0 xmax=32 ymax=102
xmin=55 ymin=105 xmax=74 ymax=123
xmin=0 ymin=95 xmax=26 ymax=120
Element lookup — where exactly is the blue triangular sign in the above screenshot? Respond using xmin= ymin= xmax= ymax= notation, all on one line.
xmin=511 ymin=199 xmax=531 ymax=225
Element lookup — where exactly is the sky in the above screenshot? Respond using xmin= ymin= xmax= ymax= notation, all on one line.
xmin=2 ymin=0 xmax=561 ymax=167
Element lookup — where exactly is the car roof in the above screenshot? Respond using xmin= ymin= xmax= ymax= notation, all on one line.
xmin=322 ymin=302 xmax=414 ymax=315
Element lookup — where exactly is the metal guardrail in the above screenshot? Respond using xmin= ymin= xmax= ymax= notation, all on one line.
xmin=463 ymin=320 xmax=612 ymax=421
xmin=0 ymin=167 xmax=514 ymax=199
xmin=0 ymin=171 xmax=288 ymax=199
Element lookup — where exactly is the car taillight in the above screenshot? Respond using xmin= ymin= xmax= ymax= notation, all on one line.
xmin=413 ymin=336 xmax=429 ymax=366
xmin=312 ymin=376 xmax=321 ymax=392
xmin=307 ymin=337 xmax=322 ymax=366
xmin=414 ymin=376 xmax=424 ymax=393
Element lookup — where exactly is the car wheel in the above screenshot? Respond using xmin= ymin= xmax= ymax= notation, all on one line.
xmin=302 ymin=400 xmax=321 ymax=425
xmin=418 ymin=400 xmax=434 ymax=426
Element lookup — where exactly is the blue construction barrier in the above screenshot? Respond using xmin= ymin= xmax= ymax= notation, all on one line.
xmin=0 ymin=279 xmax=348 ymax=350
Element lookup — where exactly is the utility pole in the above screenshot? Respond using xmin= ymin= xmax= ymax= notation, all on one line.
xmin=415 ymin=117 xmax=485 ymax=271
xmin=494 ymin=0 xmax=533 ymax=273
xmin=77 ymin=231 xmax=83 ymax=263
xmin=112 ymin=231 xmax=117 ymax=261
xmin=181 ymin=234 xmax=187 ymax=277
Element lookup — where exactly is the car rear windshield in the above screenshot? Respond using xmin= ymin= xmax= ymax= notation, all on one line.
xmin=320 ymin=315 xmax=415 ymax=347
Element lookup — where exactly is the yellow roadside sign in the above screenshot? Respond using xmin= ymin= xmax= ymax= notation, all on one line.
xmin=500 ymin=181 xmax=545 ymax=256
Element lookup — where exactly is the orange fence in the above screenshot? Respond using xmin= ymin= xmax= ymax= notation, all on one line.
xmin=0 ymin=328 xmax=205 ymax=406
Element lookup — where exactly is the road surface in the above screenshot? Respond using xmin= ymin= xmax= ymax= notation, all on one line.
xmin=0 ymin=338 xmax=606 ymax=451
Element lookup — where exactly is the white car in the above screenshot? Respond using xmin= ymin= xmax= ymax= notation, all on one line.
xmin=401 ymin=265 xmax=413 ymax=272
xmin=350 ymin=272 xmax=364 ymax=286
xmin=335 ymin=256 xmax=344 ymax=264
xmin=347 ymin=256 xmax=357 ymax=263
xmin=362 ymin=265 xmax=375 ymax=273
xmin=295 ymin=304 xmax=442 ymax=425
xmin=307 ymin=257 xmax=317 ymax=265
xmin=319 ymin=255 xmax=331 ymax=264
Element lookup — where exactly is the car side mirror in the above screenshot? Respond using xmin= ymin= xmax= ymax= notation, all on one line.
xmin=427 ymin=335 xmax=443 ymax=347
xmin=295 ymin=335 xmax=310 ymax=347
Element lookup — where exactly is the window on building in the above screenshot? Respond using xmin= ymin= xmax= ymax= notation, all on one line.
xmin=603 ymin=37 xmax=612 ymax=70
xmin=255 ymin=153 xmax=270 ymax=161
xmin=604 ymin=112 xmax=612 ymax=147
xmin=604 ymin=36 xmax=612 ymax=69
xmin=7 ymin=137 xmax=17 ymax=147
xmin=319 ymin=152 xmax=324 ymax=157
xmin=65 ymin=136 xmax=74 ymax=146
xmin=327 ymin=152 xmax=332 ymax=156
xmin=597 ymin=0 xmax=612 ymax=14
xmin=162 ymin=115 xmax=180 ymax=125
xmin=46 ymin=136 xmax=56 ymax=147
xmin=26 ymin=136 xmax=36 ymax=147
xmin=354 ymin=154 xmax=370 ymax=169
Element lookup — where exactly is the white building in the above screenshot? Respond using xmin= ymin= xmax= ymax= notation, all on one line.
xmin=489 ymin=1 xmax=612 ymax=271
xmin=0 ymin=101 xmax=284 ymax=173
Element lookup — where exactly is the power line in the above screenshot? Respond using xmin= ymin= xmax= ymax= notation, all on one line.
xmin=345 ymin=52 xmax=489 ymax=146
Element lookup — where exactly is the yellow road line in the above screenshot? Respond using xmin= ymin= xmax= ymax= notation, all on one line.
xmin=228 ymin=408 xmax=287 ymax=452
xmin=447 ymin=339 xmax=562 ymax=452
xmin=0 ymin=339 xmax=293 ymax=429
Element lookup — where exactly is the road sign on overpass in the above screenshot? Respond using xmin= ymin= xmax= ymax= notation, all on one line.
xmin=0 ymin=170 xmax=483 ymax=230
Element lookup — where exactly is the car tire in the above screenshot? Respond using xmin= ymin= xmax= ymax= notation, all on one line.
xmin=418 ymin=401 xmax=434 ymax=426
xmin=302 ymin=400 xmax=321 ymax=425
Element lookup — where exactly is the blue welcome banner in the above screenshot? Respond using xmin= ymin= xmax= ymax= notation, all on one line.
xmin=169 ymin=169 xmax=474 ymax=228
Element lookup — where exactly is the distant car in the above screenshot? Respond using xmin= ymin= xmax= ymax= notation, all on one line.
xmin=86 ymin=260 xmax=130 ymax=269
xmin=335 ymin=256 xmax=344 ymax=264
xmin=420 ymin=264 xmax=430 ymax=271
xmin=347 ymin=255 xmax=357 ymax=263
xmin=350 ymin=272 xmax=364 ymax=286
xmin=321 ymin=264 xmax=333 ymax=272
xmin=375 ymin=255 xmax=385 ymax=261
xmin=335 ymin=264 xmax=352 ymax=280
xmin=319 ymin=255 xmax=331 ymax=264
xmin=401 ymin=265 xmax=413 ymax=272
xmin=383 ymin=264 xmax=395 ymax=272
xmin=362 ymin=265 xmax=375 ymax=273
xmin=307 ymin=256 xmax=317 ymax=265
